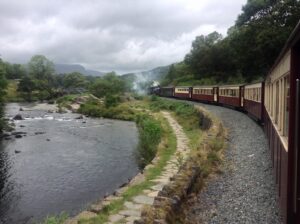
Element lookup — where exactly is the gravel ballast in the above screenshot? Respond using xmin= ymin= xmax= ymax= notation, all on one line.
xmin=175 ymin=100 xmax=282 ymax=224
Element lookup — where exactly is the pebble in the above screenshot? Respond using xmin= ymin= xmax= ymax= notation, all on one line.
xmin=180 ymin=101 xmax=283 ymax=224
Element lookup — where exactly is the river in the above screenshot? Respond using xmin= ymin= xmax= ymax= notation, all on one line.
xmin=0 ymin=103 xmax=139 ymax=224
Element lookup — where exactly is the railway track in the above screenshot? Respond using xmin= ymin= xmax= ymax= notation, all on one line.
xmin=170 ymin=99 xmax=282 ymax=223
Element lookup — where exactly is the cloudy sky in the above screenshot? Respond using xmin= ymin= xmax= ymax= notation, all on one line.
xmin=0 ymin=0 xmax=246 ymax=74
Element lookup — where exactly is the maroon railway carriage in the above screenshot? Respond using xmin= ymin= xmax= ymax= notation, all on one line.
xmin=174 ymin=86 xmax=192 ymax=99
xmin=159 ymin=87 xmax=174 ymax=97
xmin=264 ymin=22 xmax=300 ymax=224
xmin=192 ymin=86 xmax=219 ymax=103
xmin=243 ymin=82 xmax=264 ymax=121
xmin=218 ymin=85 xmax=244 ymax=108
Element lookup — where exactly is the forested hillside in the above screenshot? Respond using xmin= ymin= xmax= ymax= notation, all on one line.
xmin=162 ymin=0 xmax=300 ymax=86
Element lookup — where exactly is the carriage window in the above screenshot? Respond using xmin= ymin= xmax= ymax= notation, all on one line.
xmin=283 ymin=76 xmax=290 ymax=137
xmin=275 ymin=81 xmax=280 ymax=124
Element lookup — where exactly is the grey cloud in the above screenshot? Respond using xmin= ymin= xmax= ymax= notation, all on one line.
xmin=0 ymin=0 xmax=246 ymax=74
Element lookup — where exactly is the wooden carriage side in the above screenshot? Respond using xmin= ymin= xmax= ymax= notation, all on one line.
xmin=264 ymin=21 xmax=300 ymax=224
xmin=174 ymin=86 xmax=191 ymax=99
xmin=218 ymin=85 xmax=242 ymax=108
xmin=192 ymin=86 xmax=216 ymax=103
xmin=243 ymin=82 xmax=264 ymax=121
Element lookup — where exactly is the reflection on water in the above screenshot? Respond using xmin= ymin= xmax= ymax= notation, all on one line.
xmin=0 ymin=103 xmax=139 ymax=224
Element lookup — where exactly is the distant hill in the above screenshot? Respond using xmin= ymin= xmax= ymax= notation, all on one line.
xmin=55 ymin=64 xmax=105 ymax=76
xmin=122 ymin=65 xmax=170 ymax=83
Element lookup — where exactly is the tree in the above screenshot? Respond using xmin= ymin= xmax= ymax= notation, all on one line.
xmin=28 ymin=55 xmax=55 ymax=98
xmin=17 ymin=76 xmax=36 ymax=101
xmin=4 ymin=62 xmax=27 ymax=79
xmin=184 ymin=32 xmax=226 ymax=80
xmin=230 ymin=0 xmax=300 ymax=80
xmin=164 ymin=64 xmax=176 ymax=83
xmin=89 ymin=72 xmax=126 ymax=98
xmin=63 ymin=72 xmax=87 ymax=89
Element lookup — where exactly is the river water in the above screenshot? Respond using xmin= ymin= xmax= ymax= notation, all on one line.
xmin=0 ymin=103 xmax=139 ymax=224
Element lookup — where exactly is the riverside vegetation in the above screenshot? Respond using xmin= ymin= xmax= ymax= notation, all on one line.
xmin=55 ymin=95 xmax=225 ymax=224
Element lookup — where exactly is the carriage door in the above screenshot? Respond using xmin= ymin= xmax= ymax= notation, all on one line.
xmin=240 ymin=86 xmax=245 ymax=107
xmin=213 ymin=87 xmax=218 ymax=102
xmin=189 ymin=87 xmax=193 ymax=99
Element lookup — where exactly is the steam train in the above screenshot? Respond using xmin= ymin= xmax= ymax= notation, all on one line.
xmin=150 ymin=22 xmax=300 ymax=224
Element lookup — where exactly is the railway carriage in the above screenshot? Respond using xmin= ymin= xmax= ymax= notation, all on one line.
xmin=192 ymin=86 xmax=218 ymax=103
xmin=174 ymin=86 xmax=192 ymax=99
xmin=159 ymin=87 xmax=174 ymax=97
xmin=218 ymin=85 xmax=243 ymax=108
xmin=263 ymin=22 xmax=300 ymax=224
xmin=243 ymin=82 xmax=264 ymax=121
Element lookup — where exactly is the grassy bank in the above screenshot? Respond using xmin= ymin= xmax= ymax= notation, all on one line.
xmin=149 ymin=97 xmax=225 ymax=178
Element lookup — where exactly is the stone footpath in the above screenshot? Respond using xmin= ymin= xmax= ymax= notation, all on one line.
xmin=65 ymin=111 xmax=191 ymax=224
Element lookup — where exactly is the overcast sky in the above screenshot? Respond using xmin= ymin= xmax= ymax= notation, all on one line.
xmin=0 ymin=0 xmax=246 ymax=74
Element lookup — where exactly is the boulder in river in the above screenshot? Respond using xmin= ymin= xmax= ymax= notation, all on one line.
xmin=15 ymin=150 xmax=21 ymax=154
xmin=12 ymin=131 xmax=27 ymax=135
xmin=15 ymin=134 xmax=23 ymax=138
xmin=13 ymin=114 xmax=24 ymax=120
xmin=19 ymin=107 xmax=24 ymax=111
xmin=75 ymin=115 xmax=84 ymax=119
xmin=35 ymin=131 xmax=45 ymax=135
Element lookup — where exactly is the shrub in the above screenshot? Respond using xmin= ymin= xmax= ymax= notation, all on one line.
xmin=105 ymin=95 xmax=120 ymax=108
xmin=136 ymin=114 xmax=162 ymax=168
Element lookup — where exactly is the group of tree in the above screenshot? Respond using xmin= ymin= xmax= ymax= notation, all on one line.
xmin=162 ymin=0 xmax=300 ymax=85
xmin=0 ymin=59 xmax=8 ymax=133
xmin=6 ymin=55 xmax=89 ymax=101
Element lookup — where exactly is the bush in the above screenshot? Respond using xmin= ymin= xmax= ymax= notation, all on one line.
xmin=150 ymin=95 xmax=158 ymax=101
xmin=105 ymin=95 xmax=120 ymax=107
xmin=136 ymin=114 xmax=162 ymax=168
xmin=37 ymin=90 xmax=50 ymax=101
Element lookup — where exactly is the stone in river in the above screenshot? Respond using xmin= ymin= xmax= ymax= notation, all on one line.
xmin=15 ymin=150 xmax=21 ymax=153
xmin=13 ymin=114 xmax=23 ymax=120
xmin=35 ymin=132 xmax=45 ymax=135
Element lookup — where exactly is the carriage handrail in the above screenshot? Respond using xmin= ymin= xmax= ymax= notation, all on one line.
xmin=294 ymin=79 xmax=300 ymax=213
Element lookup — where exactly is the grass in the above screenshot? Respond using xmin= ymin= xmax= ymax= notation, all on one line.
xmin=147 ymin=96 xmax=203 ymax=150
xmin=39 ymin=213 xmax=68 ymax=224
xmin=4 ymin=80 xmax=25 ymax=102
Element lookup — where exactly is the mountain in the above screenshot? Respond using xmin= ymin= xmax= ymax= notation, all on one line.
xmin=122 ymin=65 xmax=170 ymax=83
xmin=54 ymin=64 xmax=105 ymax=76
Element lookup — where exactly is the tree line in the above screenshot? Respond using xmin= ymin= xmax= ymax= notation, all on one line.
xmin=0 ymin=55 xmax=133 ymax=132
xmin=162 ymin=0 xmax=300 ymax=86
